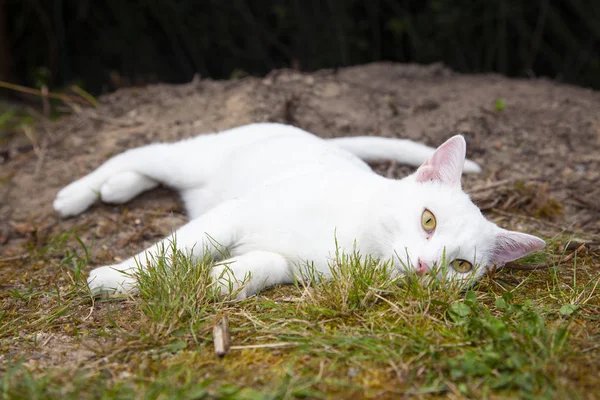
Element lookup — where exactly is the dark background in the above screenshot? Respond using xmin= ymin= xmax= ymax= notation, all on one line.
xmin=1 ymin=0 xmax=599 ymax=94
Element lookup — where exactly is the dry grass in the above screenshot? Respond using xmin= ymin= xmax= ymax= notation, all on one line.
xmin=1 ymin=229 xmax=599 ymax=399
xmin=2 ymin=62 xmax=599 ymax=399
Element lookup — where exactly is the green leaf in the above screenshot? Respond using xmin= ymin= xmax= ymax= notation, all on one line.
xmin=559 ymin=304 xmax=578 ymax=316
xmin=449 ymin=302 xmax=471 ymax=321
xmin=163 ymin=339 xmax=187 ymax=353
xmin=495 ymin=297 xmax=508 ymax=310
xmin=494 ymin=98 xmax=506 ymax=111
xmin=465 ymin=290 xmax=477 ymax=304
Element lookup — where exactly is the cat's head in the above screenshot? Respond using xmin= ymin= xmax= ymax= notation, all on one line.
xmin=392 ymin=135 xmax=545 ymax=283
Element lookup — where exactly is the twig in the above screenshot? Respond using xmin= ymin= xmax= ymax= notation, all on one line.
xmin=579 ymin=344 xmax=600 ymax=354
xmin=0 ymin=80 xmax=88 ymax=104
xmin=468 ymin=177 xmax=545 ymax=194
xmin=229 ymin=342 xmax=295 ymax=350
xmin=69 ymin=107 xmax=146 ymax=128
xmin=505 ymin=243 xmax=586 ymax=271
xmin=21 ymin=125 xmax=48 ymax=176
xmin=213 ymin=315 xmax=230 ymax=357
xmin=386 ymin=161 xmax=398 ymax=178
xmin=569 ymin=195 xmax=600 ymax=212
xmin=0 ymin=254 xmax=30 ymax=263
xmin=41 ymin=85 xmax=50 ymax=117
xmin=490 ymin=208 xmax=566 ymax=230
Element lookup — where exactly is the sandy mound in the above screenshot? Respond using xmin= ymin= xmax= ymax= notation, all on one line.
xmin=1 ymin=62 xmax=598 ymax=267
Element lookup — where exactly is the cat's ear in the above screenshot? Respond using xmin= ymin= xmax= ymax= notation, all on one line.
xmin=415 ymin=135 xmax=466 ymax=186
xmin=490 ymin=230 xmax=546 ymax=264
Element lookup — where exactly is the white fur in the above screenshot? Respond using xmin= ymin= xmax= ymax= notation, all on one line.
xmin=328 ymin=136 xmax=482 ymax=173
xmin=53 ymin=123 xmax=544 ymax=297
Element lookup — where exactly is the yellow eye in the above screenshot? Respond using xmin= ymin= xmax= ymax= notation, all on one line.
xmin=451 ymin=259 xmax=473 ymax=273
xmin=421 ymin=209 xmax=436 ymax=232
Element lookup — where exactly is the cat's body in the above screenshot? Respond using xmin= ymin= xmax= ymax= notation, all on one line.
xmin=54 ymin=123 xmax=545 ymax=297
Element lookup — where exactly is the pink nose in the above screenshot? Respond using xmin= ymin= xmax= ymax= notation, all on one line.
xmin=416 ymin=259 xmax=430 ymax=275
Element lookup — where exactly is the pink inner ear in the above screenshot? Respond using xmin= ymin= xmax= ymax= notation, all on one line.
xmin=415 ymin=135 xmax=466 ymax=186
xmin=415 ymin=164 xmax=440 ymax=182
xmin=492 ymin=231 xmax=546 ymax=264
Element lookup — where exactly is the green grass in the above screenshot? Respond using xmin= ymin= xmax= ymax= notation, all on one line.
xmin=1 ymin=232 xmax=599 ymax=399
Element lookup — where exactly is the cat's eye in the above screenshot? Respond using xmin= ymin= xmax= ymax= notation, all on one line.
xmin=421 ymin=209 xmax=436 ymax=232
xmin=451 ymin=259 xmax=473 ymax=273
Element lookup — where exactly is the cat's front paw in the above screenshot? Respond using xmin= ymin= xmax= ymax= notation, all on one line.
xmin=211 ymin=264 xmax=250 ymax=300
xmin=87 ymin=265 xmax=137 ymax=296
xmin=54 ymin=181 xmax=99 ymax=217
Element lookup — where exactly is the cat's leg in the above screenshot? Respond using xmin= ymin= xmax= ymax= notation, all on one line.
xmin=54 ymin=143 xmax=170 ymax=217
xmin=211 ymin=251 xmax=291 ymax=299
xmin=54 ymin=140 xmax=212 ymax=217
xmin=56 ymin=171 xmax=157 ymax=216
xmin=99 ymin=171 xmax=159 ymax=204
xmin=87 ymin=201 xmax=238 ymax=295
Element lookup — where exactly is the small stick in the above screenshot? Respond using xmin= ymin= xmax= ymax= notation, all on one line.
xmin=0 ymin=254 xmax=30 ymax=263
xmin=468 ymin=177 xmax=545 ymax=194
xmin=213 ymin=315 xmax=231 ymax=357
xmin=505 ymin=243 xmax=586 ymax=271
xmin=385 ymin=161 xmax=398 ymax=178
xmin=489 ymin=208 xmax=566 ymax=230
xmin=468 ymin=179 xmax=513 ymax=193
xmin=560 ymin=243 xmax=587 ymax=263
xmin=41 ymin=85 xmax=50 ymax=117
xmin=229 ymin=342 xmax=295 ymax=350
xmin=0 ymin=80 xmax=88 ymax=104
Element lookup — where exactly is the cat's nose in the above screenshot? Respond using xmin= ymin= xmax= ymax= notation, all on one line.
xmin=416 ymin=259 xmax=430 ymax=275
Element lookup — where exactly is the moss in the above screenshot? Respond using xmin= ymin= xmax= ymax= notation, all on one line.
xmin=1 ymin=230 xmax=599 ymax=399
xmin=512 ymin=181 xmax=564 ymax=219
xmin=534 ymin=198 xmax=564 ymax=219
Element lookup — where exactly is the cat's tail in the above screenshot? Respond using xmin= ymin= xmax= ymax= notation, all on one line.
xmin=327 ymin=136 xmax=482 ymax=173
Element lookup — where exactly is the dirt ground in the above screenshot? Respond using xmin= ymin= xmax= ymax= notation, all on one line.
xmin=0 ymin=62 xmax=599 ymax=371
xmin=2 ymin=62 xmax=599 ymax=257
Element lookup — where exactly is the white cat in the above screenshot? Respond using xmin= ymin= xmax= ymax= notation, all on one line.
xmin=53 ymin=123 xmax=545 ymax=298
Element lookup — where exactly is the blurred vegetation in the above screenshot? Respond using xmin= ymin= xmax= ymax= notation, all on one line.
xmin=1 ymin=0 xmax=600 ymax=94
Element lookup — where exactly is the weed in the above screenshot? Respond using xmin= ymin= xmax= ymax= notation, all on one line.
xmin=294 ymin=246 xmax=401 ymax=315
xmin=494 ymin=97 xmax=506 ymax=111
xmin=0 ymin=233 xmax=598 ymax=399
xmin=444 ymin=291 xmax=569 ymax=398
xmin=134 ymin=239 xmax=224 ymax=340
